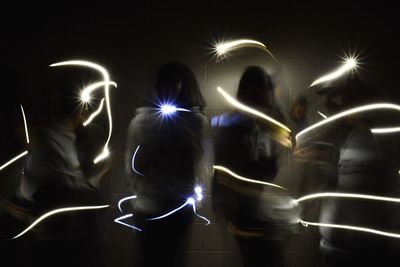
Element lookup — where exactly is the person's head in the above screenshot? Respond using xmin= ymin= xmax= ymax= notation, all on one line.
xmin=154 ymin=62 xmax=205 ymax=110
xmin=237 ymin=66 xmax=274 ymax=109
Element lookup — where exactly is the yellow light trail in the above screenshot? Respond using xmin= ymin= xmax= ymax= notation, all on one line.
xmin=310 ymin=58 xmax=357 ymax=87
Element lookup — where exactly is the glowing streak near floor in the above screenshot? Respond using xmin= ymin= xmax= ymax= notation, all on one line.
xmin=310 ymin=58 xmax=357 ymax=87
xmin=0 ymin=151 xmax=28 ymax=171
xmin=371 ymin=127 xmax=400 ymax=134
xmin=299 ymin=219 xmax=400 ymax=239
xmin=214 ymin=39 xmax=278 ymax=63
xmin=83 ymin=98 xmax=105 ymax=126
xmin=217 ymin=87 xmax=291 ymax=133
xmin=50 ymin=60 xmax=115 ymax=164
xmin=114 ymin=213 xmax=143 ymax=232
xmin=20 ymin=105 xmax=29 ymax=144
xmin=118 ymin=195 xmax=138 ymax=213
xmin=12 ymin=205 xmax=109 ymax=239
xmin=295 ymin=192 xmax=400 ymax=204
xmin=317 ymin=111 xmax=327 ymax=119
xmin=213 ymin=165 xmax=287 ymax=190
xmin=131 ymin=145 xmax=145 ymax=177
xmin=295 ymin=103 xmax=400 ymax=142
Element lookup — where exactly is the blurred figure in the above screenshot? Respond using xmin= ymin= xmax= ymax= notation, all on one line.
xmin=125 ymin=62 xmax=213 ymax=267
xmin=212 ymin=66 xmax=299 ymax=267
xmin=295 ymin=75 xmax=400 ymax=266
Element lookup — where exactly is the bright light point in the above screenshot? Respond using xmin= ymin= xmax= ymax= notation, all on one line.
xmin=13 ymin=205 xmax=109 ymax=239
xmin=187 ymin=197 xmax=195 ymax=205
xmin=310 ymin=57 xmax=358 ymax=87
xmin=161 ymin=104 xmax=177 ymax=115
xmin=0 ymin=151 xmax=28 ymax=171
xmin=195 ymin=186 xmax=203 ymax=201
xmin=299 ymin=219 xmax=400 ymax=239
xmin=296 ymin=103 xmax=400 ymax=142
xmin=81 ymin=91 xmax=91 ymax=103
xmin=213 ymin=165 xmax=287 ymax=190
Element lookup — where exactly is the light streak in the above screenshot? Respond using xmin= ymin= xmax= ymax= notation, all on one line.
xmin=114 ymin=213 xmax=142 ymax=232
xmin=192 ymin=200 xmax=210 ymax=225
xmin=131 ymin=145 xmax=145 ymax=177
xmin=213 ymin=165 xmax=287 ymax=190
xmin=50 ymin=60 xmax=115 ymax=164
xmin=83 ymin=98 xmax=105 ymax=126
xmin=299 ymin=219 xmax=400 ymax=239
xmin=20 ymin=105 xmax=29 ymax=144
xmin=217 ymin=87 xmax=291 ymax=133
xmin=296 ymin=103 xmax=400 ymax=142
xmin=310 ymin=58 xmax=357 ymax=87
xmin=371 ymin=127 xmax=400 ymax=134
xmin=155 ymin=101 xmax=191 ymax=119
xmin=214 ymin=39 xmax=278 ymax=63
xmin=80 ymin=81 xmax=117 ymax=105
xmin=117 ymin=195 xmax=137 ymax=213
xmin=295 ymin=192 xmax=400 ymax=204
xmin=0 ymin=151 xmax=28 ymax=171
xmin=146 ymin=200 xmax=192 ymax=221
xmin=12 ymin=205 xmax=109 ymax=239
xmin=317 ymin=111 xmax=327 ymax=119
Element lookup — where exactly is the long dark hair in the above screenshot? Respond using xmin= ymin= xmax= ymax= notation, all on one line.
xmin=236 ymin=66 xmax=274 ymax=109
xmin=154 ymin=62 xmax=205 ymax=110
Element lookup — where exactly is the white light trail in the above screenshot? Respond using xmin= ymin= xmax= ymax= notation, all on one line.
xmin=310 ymin=58 xmax=357 ymax=87
xmin=147 ymin=200 xmax=192 ymax=221
xmin=117 ymin=195 xmax=137 ymax=213
xmin=114 ymin=213 xmax=142 ymax=232
xmin=371 ymin=127 xmax=400 ymax=134
xmin=80 ymin=81 xmax=117 ymax=104
xmin=317 ymin=111 xmax=327 ymax=119
xmin=83 ymin=98 xmax=105 ymax=126
xmin=195 ymin=186 xmax=203 ymax=201
xmin=213 ymin=165 xmax=287 ymax=190
xmin=12 ymin=205 xmax=109 ymax=239
xmin=50 ymin=60 xmax=115 ymax=164
xmin=192 ymin=200 xmax=210 ymax=225
xmin=0 ymin=151 xmax=28 ymax=171
xmin=299 ymin=219 xmax=400 ymax=239
xmin=217 ymin=87 xmax=291 ymax=133
xmin=295 ymin=192 xmax=400 ymax=204
xmin=131 ymin=145 xmax=145 ymax=177
xmin=296 ymin=103 xmax=400 ymax=141
xmin=20 ymin=105 xmax=29 ymax=144
xmin=214 ymin=39 xmax=278 ymax=63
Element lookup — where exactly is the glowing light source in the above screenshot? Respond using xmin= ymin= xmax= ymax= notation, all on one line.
xmin=310 ymin=57 xmax=357 ymax=87
xmin=299 ymin=219 xmax=400 ymax=239
xmin=155 ymin=102 xmax=191 ymax=118
xmin=296 ymin=103 xmax=400 ymax=142
xmin=0 ymin=151 xmax=28 ymax=171
xmin=217 ymin=87 xmax=291 ymax=133
xmin=195 ymin=186 xmax=203 ymax=201
xmin=214 ymin=39 xmax=278 ymax=63
xmin=12 ymin=205 xmax=109 ymax=239
xmin=131 ymin=145 xmax=145 ymax=177
xmin=50 ymin=60 xmax=115 ymax=164
xmin=213 ymin=165 xmax=287 ymax=190
xmin=371 ymin=127 xmax=400 ymax=134
xmin=20 ymin=105 xmax=29 ymax=144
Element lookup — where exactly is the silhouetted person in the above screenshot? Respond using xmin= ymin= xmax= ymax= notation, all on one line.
xmin=212 ymin=66 xmax=299 ymax=267
xmin=125 ymin=62 xmax=213 ymax=267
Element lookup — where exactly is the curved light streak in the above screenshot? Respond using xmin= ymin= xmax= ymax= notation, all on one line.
xmin=296 ymin=192 xmax=400 ymax=204
xmin=12 ymin=205 xmax=109 ymax=239
xmin=217 ymin=87 xmax=291 ymax=133
xmin=131 ymin=145 xmax=145 ymax=177
xmin=299 ymin=219 xmax=400 ymax=239
xmin=50 ymin=60 xmax=115 ymax=164
xmin=114 ymin=213 xmax=142 ymax=232
xmin=215 ymin=39 xmax=278 ymax=63
xmin=117 ymin=195 xmax=137 ymax=213
xmin=83 ymin=98 xmax=105 ymax=126
xmin=371 ymin=127 xmax=400 ymax=134
xmin=192 ymin=201 xmax=210 ymax=225
xmin=213 ymin=165 xmax=287 ymax=190
xmin=20 ymin=105 xmax=29 ymax=144
xmin=0 ymin=151 xmax=28 ymax=171
xmin=310 ymin=58 xmax=357 ymax=87
xmin=296 ymin=103 xmax=400 ymax=141
xmin=146 ymin=200 xmax=191 ymax=221
xmin=80 ymin=81 xmax=117 ymax=105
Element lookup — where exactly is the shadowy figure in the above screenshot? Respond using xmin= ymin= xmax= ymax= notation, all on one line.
xmin=125 ymin=62 xmax=213 ymax=267
xmin=212 ymin=66 xmax=299 ymax=267
xmin=295 ymin=75 xmax=400 ymax=267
